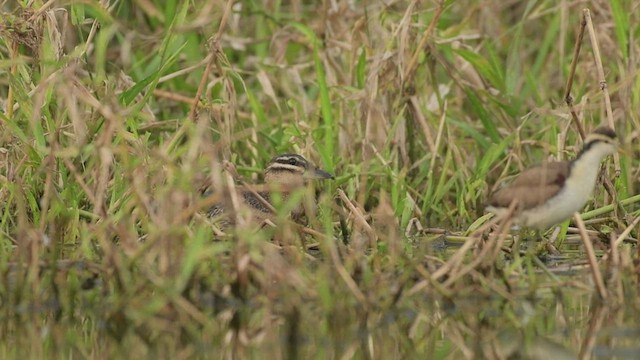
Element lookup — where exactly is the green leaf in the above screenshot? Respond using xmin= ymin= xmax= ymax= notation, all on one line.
xmin=454 ymin=48 xmax=504 ymax=91
xmin=292 ymin=23 xmax=334 ymax=172
xmin=610 ymin=0 xmax=629 ymax=59
xmin=356 ymin=47 xmax=366 ymax=89
xmin=460 ymin=90 xmax=501 ymax=144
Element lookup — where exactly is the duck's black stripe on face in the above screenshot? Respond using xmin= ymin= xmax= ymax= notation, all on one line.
xmin=272 ymin=154 xmax=309 ymax=169
xmin=575 ymin=126 xmax=617 ymax=160
xmin=592 ymin=126 xmax=617 ymax=140
xmin=581 ymin=139 xmax=598 ymax=153
xmin=582 ymin=137 xmax=615 ymax=153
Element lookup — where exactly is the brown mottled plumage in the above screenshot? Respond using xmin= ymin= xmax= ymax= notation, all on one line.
xmin=488 ymin=162 xmax=569 ymax=210
xmin=207 ymin=154 xmax=334 ymax=227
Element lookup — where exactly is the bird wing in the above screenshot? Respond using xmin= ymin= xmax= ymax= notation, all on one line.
xmin=242 ymin=191 xmax=274 ymax=214
xmin=489 ymin=161 xmax=569 ymax=210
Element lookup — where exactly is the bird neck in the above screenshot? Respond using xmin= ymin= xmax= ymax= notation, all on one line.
xmin=264 ymin=172 xmax=305 ymax=190
xmin=569 ymin=143 xmax=610 ymax=182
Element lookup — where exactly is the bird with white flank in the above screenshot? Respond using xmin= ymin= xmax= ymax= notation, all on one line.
xmin=486 ymin=126 xmax=618 ymax=242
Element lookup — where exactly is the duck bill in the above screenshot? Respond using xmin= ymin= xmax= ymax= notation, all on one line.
xmin=306 ymin=168 xmax=334 ymax=180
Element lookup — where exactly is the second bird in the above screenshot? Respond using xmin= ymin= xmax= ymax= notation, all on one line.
xmin=486 ymin=126 xmax=618 ymax=230
xmin=207 ymin=153 xmax=334 ymax=227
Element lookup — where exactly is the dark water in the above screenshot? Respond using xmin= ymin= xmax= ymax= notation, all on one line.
xmin=1 ymin=242 xmax=639 ymax=359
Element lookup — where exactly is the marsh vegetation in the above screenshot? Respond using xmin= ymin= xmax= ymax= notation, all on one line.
xmin=1 ymin=0 xmax=639 ymax=358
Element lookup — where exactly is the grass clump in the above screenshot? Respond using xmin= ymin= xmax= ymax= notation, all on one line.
xmin=1 ymin=0 xmax=640 ymax=358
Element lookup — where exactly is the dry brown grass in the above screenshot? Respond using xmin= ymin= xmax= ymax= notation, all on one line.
xmin=0 ymin=0 xmax=639 ymax=358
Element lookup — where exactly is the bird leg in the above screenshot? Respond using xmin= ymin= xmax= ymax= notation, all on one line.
xmin=510 ymin=227 xmax=526 ymax=261
xmin=531 ymin=228 xmax=562 ymax=257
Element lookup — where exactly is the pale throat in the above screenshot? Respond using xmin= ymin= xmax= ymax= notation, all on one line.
xmin=566 ymin=144 xmax=610 ymax=191
xmin=265 ymin=172 xmax=306 ymax=191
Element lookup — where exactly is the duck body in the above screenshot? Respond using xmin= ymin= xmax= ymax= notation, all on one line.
xmin=486 ymin=126 xmax=618 ymax=229
xmin=206 ymin=154 xmax=334 ymax=227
